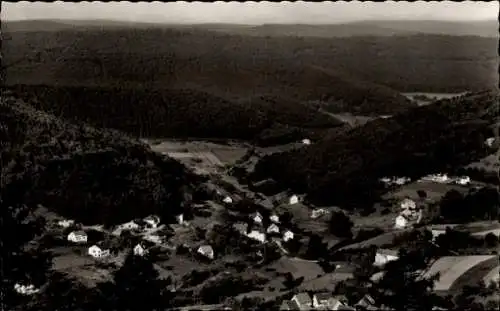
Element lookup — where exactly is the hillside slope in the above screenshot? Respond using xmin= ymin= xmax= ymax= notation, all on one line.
xmin=0 ymin=92 xmax=203 ymax=225
xmin=252 ymin=90 xmax=500 ymax=207
xmin=7 ymin=84 xmax=344 ymax=145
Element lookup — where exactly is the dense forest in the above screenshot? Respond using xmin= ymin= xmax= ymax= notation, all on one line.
xmin=252 ymin=90 xmax=500 ymax=207
xmin=4 ymin=25 xmax=496 ymax=95
xmin=7 ymin=84 xmax=346 ymax=145
xmin=0 ymin=92 xmax=203 ymax=225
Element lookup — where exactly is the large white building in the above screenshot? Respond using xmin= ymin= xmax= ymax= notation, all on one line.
xmin=374 ymin=249 xmax=399 ymax=267
xmin=67 ymin=231 xmax=88 ymax=243
xmin=88 ymin=245 xmax=110 ymax=258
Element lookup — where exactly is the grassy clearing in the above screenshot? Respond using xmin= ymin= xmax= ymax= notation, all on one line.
xmin=385 ymin=181 xmax=469 ymax=202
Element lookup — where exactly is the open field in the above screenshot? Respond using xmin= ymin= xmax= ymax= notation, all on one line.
xmin=384 ymin=181 xmax=470 ymax=202
xmin=423 ymin=255 xmax=497 ymax=292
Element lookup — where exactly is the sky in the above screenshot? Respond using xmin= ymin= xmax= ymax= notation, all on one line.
xmin=2 ymin=1 xmax=498 ymax=24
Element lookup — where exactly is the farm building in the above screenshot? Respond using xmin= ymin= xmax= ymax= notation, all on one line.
xmin=175 ymin=214 xmax=184 ymax=225
xmin=118 ymin=221 xmax=140 ymax=231
xmin=421 ymin=255 xmax=498 ymax=293
xmin=374 ymin=249 xmax=399 ymax=267
xmin=400 ymin=198 xmax=417 ymax=210
xmin=419 ymin=174 xmax=450 ymax=184
xmin=311 ymin=208 xmax=330 ymax=219
xmin=394 ymin=215 xmax=409 ymax=229
xmin=246 ymin=230 xmax=266 ymax=243
xmin=67 ymin=231 xmax=88 ymax=243
xmin=355 ymin=294 xmax=377 ymax=311
xmin=302 ymin=138 xmax=312 ymax=145
xmin=88 ymin=245 xmax=110 ymax=258
xmin=57 ymin=219 xmax=75 ymax=228
xmin=270 ymin=214 xmax=280 ymax=223
xmin=251 ymin=211 xmax=264 ymax=224
xmin=289 ymin=194 xmax=299 ymax=205
xmin=197 ymin=245 xmax=215 ymax=260
xmin=312 ymin=293 xmax=344 ymax=310
xmin=223 ymin=196 xmax=233 ymax=204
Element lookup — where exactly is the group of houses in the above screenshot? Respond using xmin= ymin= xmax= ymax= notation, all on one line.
xmin=64 ymin=214 xmax=171 ymax=259
xmin=233 ymin=211 xmax=295 ymax=245
xmin=394 ymin=198 xmax=422 ymax=229
xmin=280 ymin=292 xmax=380 ymax=310
xmin=418 ymin=174 xmax=471 ymax=186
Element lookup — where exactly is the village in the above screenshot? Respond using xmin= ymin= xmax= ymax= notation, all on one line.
xmin=12 ymin=135 xmax=499 ymax=310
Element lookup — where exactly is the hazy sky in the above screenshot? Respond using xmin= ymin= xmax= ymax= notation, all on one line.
xmin=3 ymin=1 xmax=498 ymax=24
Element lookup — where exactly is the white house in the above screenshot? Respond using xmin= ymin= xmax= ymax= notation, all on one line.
xmin=455 ymin=176 xmax=471 ymax=185
xmin=251 ymin=211 xmax=264 ymax=224
xmin=197 ymin=245 xmax=215 ymax=260
xmin=302 ymin=138 xmax=312 ymax=145
xmin=311 ymin=208 xmax=329 ymax=219
xmin=223 ymin=196 xmax=233 ymax=204
xmin=88 ymin=245 xmax=110 ymax=258
xmin=393 ymin=177 xmax=411 ymax=185
xmin=374 ymin=249 xmax=399 ymax=267
xmin=394 ymin=215 xmax=408 ymax=229
xmin=267 ymin=223 xmax=280 ymax=234
xmin=270 ymin=214 xmax=280 ymax=223
xmin=175 ymin=214 xmax=184 ymax=225
xmin=291 ymin=293 xmax=312 ymax=310
xmin=485 ymin=137 xmax=496 ymax=147
xmin=312 ymin=293 xmax=343 ymax=310
xmin=133 ymin=244 xmax=147 ymax=256
xmin=119 ymin=220 xmax=140 ymax=231
xmin=144 ymin=215 xmax=160 ymax=228
xmin=283 ymin=230 xmax=294 ymax=242
xmin=421 ymin=173 xmax=450 ymax=184
xmin=400 ymin=198 xmax=417 ymax=211
xmin=246 ymin=230 xmax=266 ymax=243
xmin=67 ymin=231 xmax=88 ymax=243
xmin=289 ymin=195 xmax=299 ymax=205
xmin=57 ymin=219 xmax=75 ymax=228
xmin=14 ymin=283 xmax=39 ymax=295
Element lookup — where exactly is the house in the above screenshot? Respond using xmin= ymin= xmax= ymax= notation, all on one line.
xmin=302 ymin=138 xmax=312 ymax=145
xmin=355 ymin=294 xmax=377 ymax=310
xmin=270 ymin=214 xmax=280 ymax=223
xmin=420 ymin=173 xmax=450 ymax=183
xmin=311 ymin=208 xmax=329 ymax=219
xmin=374 ymin=249 xmax=399 ymax=267
xmin=57 ymin=219 xmax=75 ymax=228
xmin=379 ymin=177 xmax=392 ymax=184
xmin=197 ymin=245 xmax=214 ymax=260
xmin=393 ymin=177 xmax=411 ymax=185
xmin=485 ymin=137 xmax=496 ymax=147
xmin=312 ymin=293 xmax=343 ymax=310
xmin=14 ymin=283 xmax=39 ymax=295
xmin=283 ymin=230 xmax=294 ymax=242
xmin=246 ymin=230 xmax=266 ymax=243
xmin=119 ymin=220 xmax=140 ymax=231
xmin=133 ymin=243 xmax=147 ymax=256
xmin=88 ymin=245 xmax=110 ymax=258
xmin=455 ymin=176 xmax=471 ymax=185
xmin=175 ymin=214 xmax=184 ymax=225
xmin=394 ymin=215 xmax=408 ymax=229
xmin=223 ymin=196 xmax=233 ymax=204
xmin=143 ymin=215 xmax=160 ymax=228
xmin=289 ymin=195 xmax=299 ymax=205
xmin=291 ymin=292 xmax=312 ymax=310
xmin=251 ymin=211 xmax=264 ymax=224
xmin=267 ymin=223 xmax=280 ymax=234
xmin=67 ymin=230 xmax=88 ymax=243
xmin=400 ymin=198 xmax=416 ymax=210
xmin=143 ymin=234 xmax=163 ymax=244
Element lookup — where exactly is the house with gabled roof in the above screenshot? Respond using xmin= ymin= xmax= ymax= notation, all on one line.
xmin=312 ymin=292 xmax=344 ymax=310
xmin=67 ymin=230 xmax=88 ymax=243
xmin=144 ymin=215 xmax=160 ymax=228
xmin=355 ymin=294 xmax=377 ymax=310
xmin=374 ymin=248 xmax=399 ymax=267
xmin=291 ymin=292 xmax=312 ymax=310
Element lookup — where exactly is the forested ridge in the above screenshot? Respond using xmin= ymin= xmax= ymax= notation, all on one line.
xmin=252 ymin=90 xmax=500 ymax=207
xmin=0 ymin=92 xmax=203 ymax=225
xmin=7 ymin=84 xmax=346 ymax=145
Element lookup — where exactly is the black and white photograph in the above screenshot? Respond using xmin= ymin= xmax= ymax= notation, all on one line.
xmin=1 ymin=1 xmax=499 ymax=310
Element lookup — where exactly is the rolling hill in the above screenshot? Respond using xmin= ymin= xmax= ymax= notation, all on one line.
xmin=251 ymin=90 xmax=500 ymax=207
xmin=3 ymin=21 xmax=495 ymax=95
xmin=0 ymin=91 xmax=204 ymax=226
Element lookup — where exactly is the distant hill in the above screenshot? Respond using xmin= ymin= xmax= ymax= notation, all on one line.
xmin=251 ymin=90 xmax=500 ymax=207
xmin=0 ymin=92 xmax=203 ymax=225
xmin=4 ymin=19 xmax=497 ymax=37
xmin=3 ymin=23 xmax=496 ymax=94
xmin=7 ymin=84 xmax=345 ymax=146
